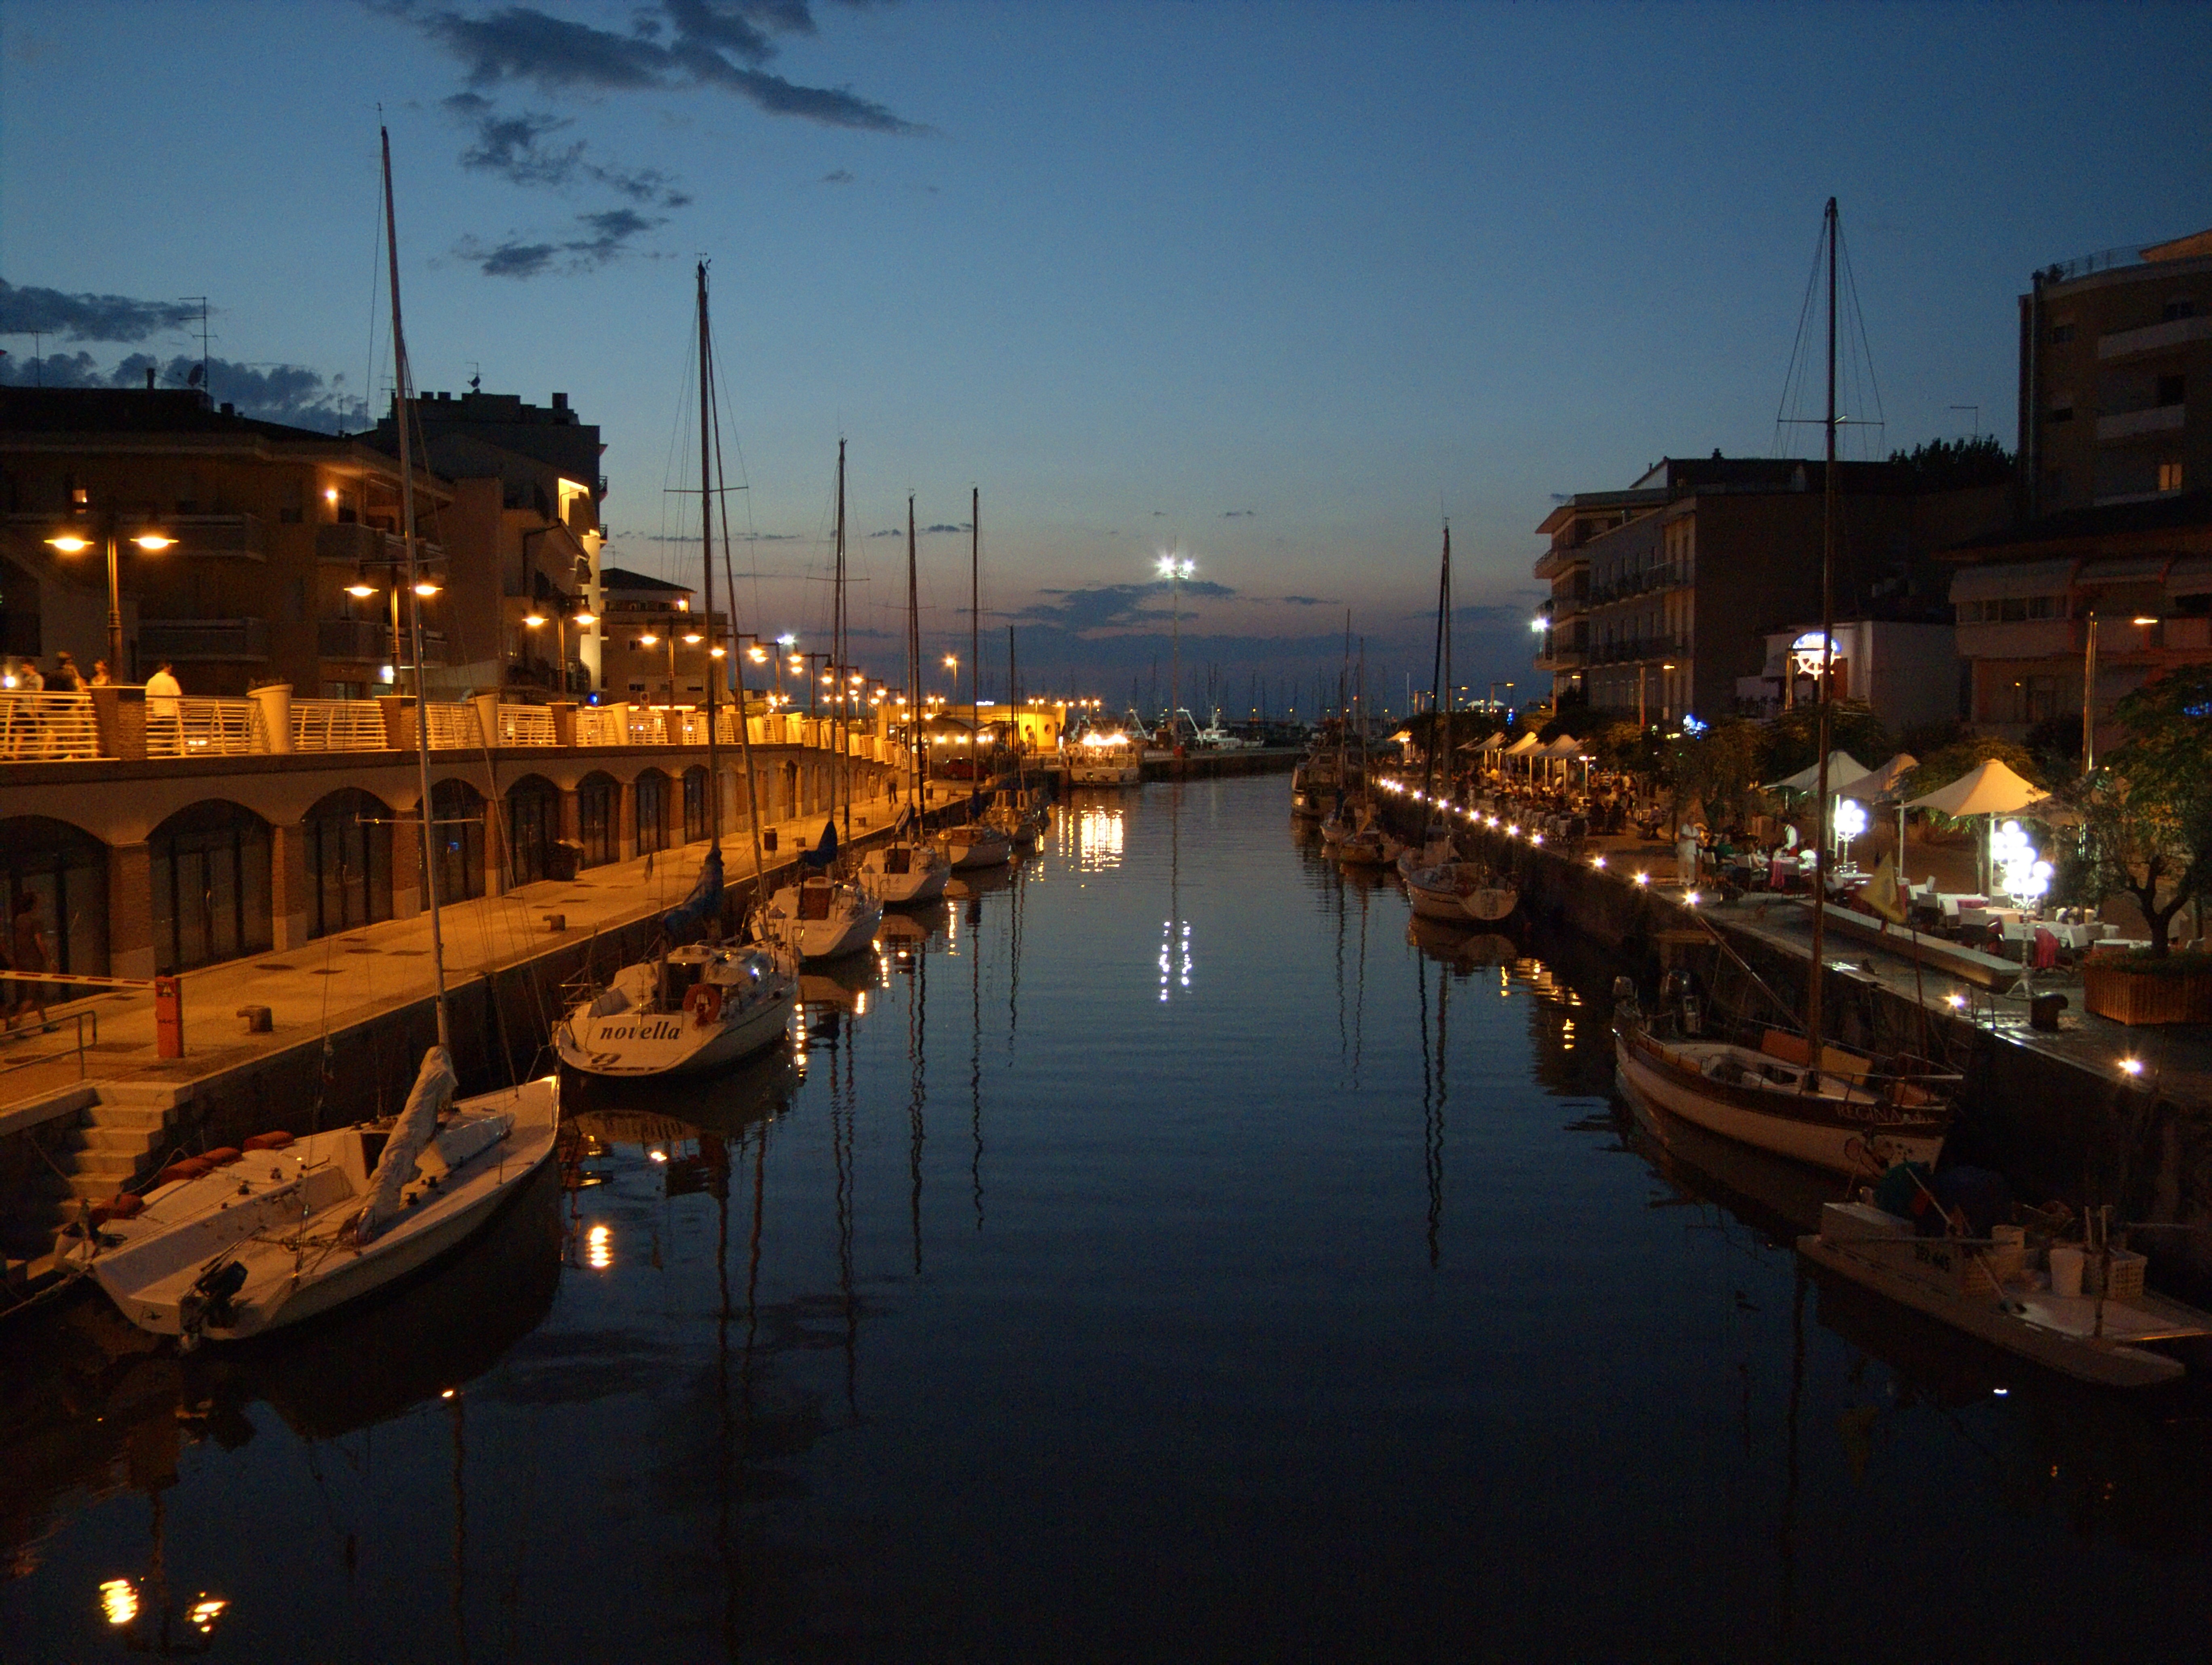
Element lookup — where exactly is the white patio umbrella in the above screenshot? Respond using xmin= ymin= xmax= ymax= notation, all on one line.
xmin=1903 ymin=758 xmax=2047 ymax=896
xmin=1761 ymin=749 xmax=1872 ymax=796
xmin=1840 ymin=751 xmax=1920 ymax=875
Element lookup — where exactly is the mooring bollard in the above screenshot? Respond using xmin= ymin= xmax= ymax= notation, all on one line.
xmin=154 ymin=976 xmax=184 ymax=1059
xmin=238 ymin=1005 xmax=272 ymax=1033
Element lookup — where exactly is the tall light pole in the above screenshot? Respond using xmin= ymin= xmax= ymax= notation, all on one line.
xmin=48 ymin=517 xmax=173 ymax=678
xmin=1637 ymin=661 xmax=1675 ymax=730
xmin=1157 ymin=552 xmax=1193 ymax=752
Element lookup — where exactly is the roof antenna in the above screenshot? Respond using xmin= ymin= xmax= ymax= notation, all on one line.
xmin=468 ymin=361 xmax=481 ymax=393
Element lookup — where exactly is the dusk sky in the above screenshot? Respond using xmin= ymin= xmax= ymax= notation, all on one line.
xmin=3 ymin=1 xmax=2208 ymax=714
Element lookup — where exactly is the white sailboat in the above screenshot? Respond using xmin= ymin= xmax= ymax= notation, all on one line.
xmin=76 ymin=129 xmax=559 ymax=1347
xmin=557 ymin=260 xmax=798 ymax=1074
xmin=861 ymin=494 xmax=950 ymax=906
xmin=765 ymin=440 xmax=885 ymax=959
xmin=1611 ymin=200 xmax=1951 ymax=1179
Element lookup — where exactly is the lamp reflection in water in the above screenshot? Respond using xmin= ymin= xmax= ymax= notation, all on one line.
xmin=100 ymin=1578 xmax=137 ymax=1627
xmin=586 ymin=1222 xmax=614 ymax=1270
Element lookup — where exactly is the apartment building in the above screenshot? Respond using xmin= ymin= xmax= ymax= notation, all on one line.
xmin=366 ymin=390 xmax=606 ymax=697
xmin=2021 ymin=228 xmax=2212 ymax=516
xmin=1533 ymin=455 xmax=2007 ymax=726
xmin=0 ymin=386 xmax=450 ymax=695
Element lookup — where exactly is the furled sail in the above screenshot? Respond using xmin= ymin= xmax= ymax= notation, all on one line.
xmin=355 ymin=1045 xmax=456 ymax=1242
xmin=663 ymin=845 xmax=724 ymax=939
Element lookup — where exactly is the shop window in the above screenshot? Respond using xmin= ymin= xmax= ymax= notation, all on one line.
xmin=305 ymin=789 xmax=393 ymax=939
xmin=151 ymin=801 xmax=272 ymax=974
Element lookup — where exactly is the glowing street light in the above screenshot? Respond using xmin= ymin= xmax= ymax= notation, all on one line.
xmin=1157 ymin=552 xmax=1195 ymax=752
xmin=47 ymin=515 xmax=174 ymax=675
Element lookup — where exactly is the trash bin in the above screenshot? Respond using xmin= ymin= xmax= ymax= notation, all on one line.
xmin=550 ymin=840 xmax=583 ymax=882
xmin=762 ymin=828 xmax=778 ymax=854
xmin=2029 ymin=991 xmax=2068 ymax=1032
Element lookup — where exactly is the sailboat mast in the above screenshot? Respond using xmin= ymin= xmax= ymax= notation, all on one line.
xmin=836 ymin=440 xmax=850 ymax=845
xmin=908 ymin=493 xmax=920 ymax=815
xmin=1425 ymin=526 xmax=1447 ymax=804
xmin=697 ymin=261 xmax=721 ymax=855
xmin=971 ymin=486 xmax=981 ymax=797
xmin=1806 ymin=196 xmax=1839 ymax=1075
xmin=381 ymin=126 xmax=447 ymax=1052
xmin=1442 ymin=525 xmax=1453 ymax=809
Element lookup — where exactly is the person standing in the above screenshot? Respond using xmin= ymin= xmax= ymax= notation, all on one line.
xmin=90 ymin=659 xmax=113 ymax=687
xmin=7 ymin=894 xmax=49 ymax=1030
xmin=49 ymin=652 xmax=81 ymax=692
xmin=146 ymin=660 xmax=182 ymax=754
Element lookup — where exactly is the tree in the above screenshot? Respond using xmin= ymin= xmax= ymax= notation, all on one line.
xmin=2066 ymin=668 xmax=2212 ymax=957
xmin=1886 ymin=435 xmax=2015 ymax=491
xmin=1762 ymin=700 xmax=1892 ymax=785
xmin=1901 ymin=733 xmax=2043 ymax=804
xmin=1664 ymin=718 xmax=1767 ymax=829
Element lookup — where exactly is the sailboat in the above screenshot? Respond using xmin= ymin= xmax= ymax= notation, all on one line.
xmin=556 ymin=261 xmax=799 ymax=1072
xmin=74 ymin=130 xmax=560 ymax=1347
xmin=764 ymin=440 xmax=886 ymax=959
xmin=860 ymin=491 xmax=952 ymax=906
xmin=984 ymin=625 xmax=1050 ymax=847
xmin=1611 ymin=200 xmax=1954 ymax=1178
xmin=938 ymin=487 xmax=1013 ymax=872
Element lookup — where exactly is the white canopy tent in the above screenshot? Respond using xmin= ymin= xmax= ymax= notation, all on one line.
xmin=1762 ymin=750 xmax=1872 ymax=796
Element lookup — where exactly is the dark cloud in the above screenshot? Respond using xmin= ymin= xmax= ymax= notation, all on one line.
xmin=1017 ymin=578 xmax=1237 ymax=635
xmin=820 ymin=168 xmax=854 ymax=185
xmin=404 ymin=2 xmax=918 ymax=134
xmin=862 ymin=521 xmax=970 ymax=539
xmin=452 ymin=207 xmax=667 ymax=278
xmin=864 ymin=527 xmax=901 ymax=538
xmin=0 ymin=351 xmax=363 ymax=431
xmin=451 ymin=100 xmax=690 ymax=206
xmin=1281 ymin=595 xmax=1326 ymax=606
xmin=0 ymin=280 xmax=204 ymax=344
xmin=1221 ymin=508 xmax=1256 ymax=518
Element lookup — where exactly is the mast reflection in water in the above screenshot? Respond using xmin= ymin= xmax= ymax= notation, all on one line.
xmin=6 ymin=775 xmax=2212 ymax=1661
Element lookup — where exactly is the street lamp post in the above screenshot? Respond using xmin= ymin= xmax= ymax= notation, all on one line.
xmin=1157 ymin=553 xmax=1193 ymax=752
xmin=1636 ymin=661 xmax=1675 ymax=731
xmin=1487 ymin=679 xmax=1514 ymax=714
xmin=47 ymin=516 xmax=174 ymax=678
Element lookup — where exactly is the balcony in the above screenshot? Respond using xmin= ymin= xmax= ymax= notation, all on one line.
xmin=1588 ymin=635 xmax=1688 ymax=666
xmin=315 ymin=523 xmax=445 ymax=567
xmin=2097 ymin=405 xmax=2185 ymax=443
xmin=2098 ymin=314 xmax=2212 ymax=360
xmin=1533 ymin=646 xmax=1587 ymax=674
xmin=139 ymin=617 xmax=268 ymax=662
xmin=318 ymin=618 xmax=394 ymax=660
xmin=169 ymin=513 xmax=267 ymax=560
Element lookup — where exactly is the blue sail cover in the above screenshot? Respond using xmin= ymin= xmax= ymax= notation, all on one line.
xmin=662 ymin=846 xmax=724 ymax=939
xmin=799 ymin=818 xmax=840 ymax=869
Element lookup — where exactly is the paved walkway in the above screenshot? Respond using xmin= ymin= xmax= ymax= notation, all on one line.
xmin=0 ymin=780 xmax=929 ymax=1113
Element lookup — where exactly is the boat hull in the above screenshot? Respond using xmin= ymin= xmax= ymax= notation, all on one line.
xmin=943 ymin=829 xmax=1013 ymax=870
xmin=1614 ymin=1023 xmax=1945 ymax=1177
xmin=1797 ymin=1231 xmax=2189 ymax=1388
xmin=556 ymin=987 xmax=794 ymax=1076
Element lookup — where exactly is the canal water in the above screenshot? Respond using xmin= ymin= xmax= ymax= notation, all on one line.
xmin=5 ymin=773 xmax=2210 ymax=1661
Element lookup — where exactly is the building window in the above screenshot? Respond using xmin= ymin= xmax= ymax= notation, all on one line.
xmin=428 ymin=780 xmax=486 ymax=903
xmin=305 ymin=789 xmax=393 ymax=940
xmin=683 ymin=767 xmax=709 ymax=842
xmin=578 ymin=775 xmax=616 ymax=867
xmin=635 ymin=770 xmax=669 ymax=856
xmin=504 ymin=778 xmax=559 ymax=887
xmin=2157 ymin=374 xmax=2186 ymax=408
xmin=2159 ymin=462 xmax=2185 ymax=493
xmin=2165 ymin=299 xmax=2197 ymax=322
xmin=2023 ymin=675 xmax=2062 ymax=724
xmin=2049 ymin=322 xmax=2075 ymax=344
xmin=151 ymin=801 xmax=272 ymax=974
xmin=0 ymin=816 xmax=108 ymax=977
xmin=2046 ymin=401 xmax=2074 ymax=424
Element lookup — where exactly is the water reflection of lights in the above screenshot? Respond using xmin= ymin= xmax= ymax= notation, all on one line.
xmin=648 ymin=1148 xmax=669 ymax=1164
xmin=586 ymin=1223 xmax=614 ymax=1270
xmin=188 ymin=1595 xmax=229 ymax=1635
xmin=100 ymin=1578 xmax=137 ymax=1626
xmin=1071 ymin=806 xmax=1126 ymax=874
xmin=1158 ymin=919 xmax=1193 ymax=1000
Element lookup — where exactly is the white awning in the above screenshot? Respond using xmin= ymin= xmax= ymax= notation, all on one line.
xmin=2078 ymin=556 xmax=2172 ymax=586
xmin=1903 ymin=758 xmax=2044 ymax=817
xmin=1948 ymin=559 xmax=2077 ymax=603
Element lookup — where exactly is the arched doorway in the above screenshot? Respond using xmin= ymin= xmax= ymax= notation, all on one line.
xmin=682 ymin=765 xmax=710 ymax=843
xmin=428 ymin=779 xmax=486 ymax=902
xmin=0 ymin=816 xmax=108 ymax=978
xmin=635 ymin=768 xmax=670 ymax=857
xmin=150 ymin=801 xmax=272 ymax=973
xmin=304 ymin=788 xmax=394 ymax=939
xmin=505 ymin=775 xmax=559 ymax=887
xmin=577 ymin=772 xmax=617 ymax=868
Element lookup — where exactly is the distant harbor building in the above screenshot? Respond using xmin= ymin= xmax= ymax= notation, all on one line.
xmin=1734 ymin=619 xmax=1961 ymax=729
xmin=1531 ymin=455 xmax=2006 ymax=725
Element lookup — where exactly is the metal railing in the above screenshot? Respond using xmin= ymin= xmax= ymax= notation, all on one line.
xmin=147 ymin=696 xmax=261 ymax=757
xmin=424 ymin=703 xmax=479 ymax=750
xmin=293 ymin=698 xmax=391 ymax=750
xmin=491 ymin=704 xmax=557 ymax=746
xmin=0 ymin=692 xmax=101 ymax=761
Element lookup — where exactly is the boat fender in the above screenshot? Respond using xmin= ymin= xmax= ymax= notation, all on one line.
xmin=205 ymin=1147 xmax=244 ymax=1166
xmin=105 ymin=1192 xmax=145 ymax=1219
xmin=158 ymin=1157 xmax=215 ymax=1186
xmin=243 ymin=1130 xmax=295 ymax=1151
xmin=685 ymin=982 xmax=724 ymax=1027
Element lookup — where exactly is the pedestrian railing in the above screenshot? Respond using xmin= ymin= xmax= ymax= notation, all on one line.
xmin=0 ymin=685 xmax=902 ymax=766
xmin=0 ymin=692 xmax=102 ymax=761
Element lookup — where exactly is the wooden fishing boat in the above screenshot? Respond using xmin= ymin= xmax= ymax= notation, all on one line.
xmin=1798 ymin=1202 xmax=2210 ymax=1387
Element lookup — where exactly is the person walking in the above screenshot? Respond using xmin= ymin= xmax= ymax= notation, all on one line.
xmin=7 ymin=893 xmax=49 ymax=1030
xmin=90 ymin=659 xmax=113 ymax=687
xmin=49 ymin=652 xmax=82 ymax=692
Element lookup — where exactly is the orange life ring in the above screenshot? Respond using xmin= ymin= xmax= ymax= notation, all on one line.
xmin=684 ymin=982 xmax=723 ymax=1027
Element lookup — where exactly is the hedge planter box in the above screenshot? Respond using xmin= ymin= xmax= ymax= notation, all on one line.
xmin=2081 ymin=960 xmax=2212 ymax=1026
